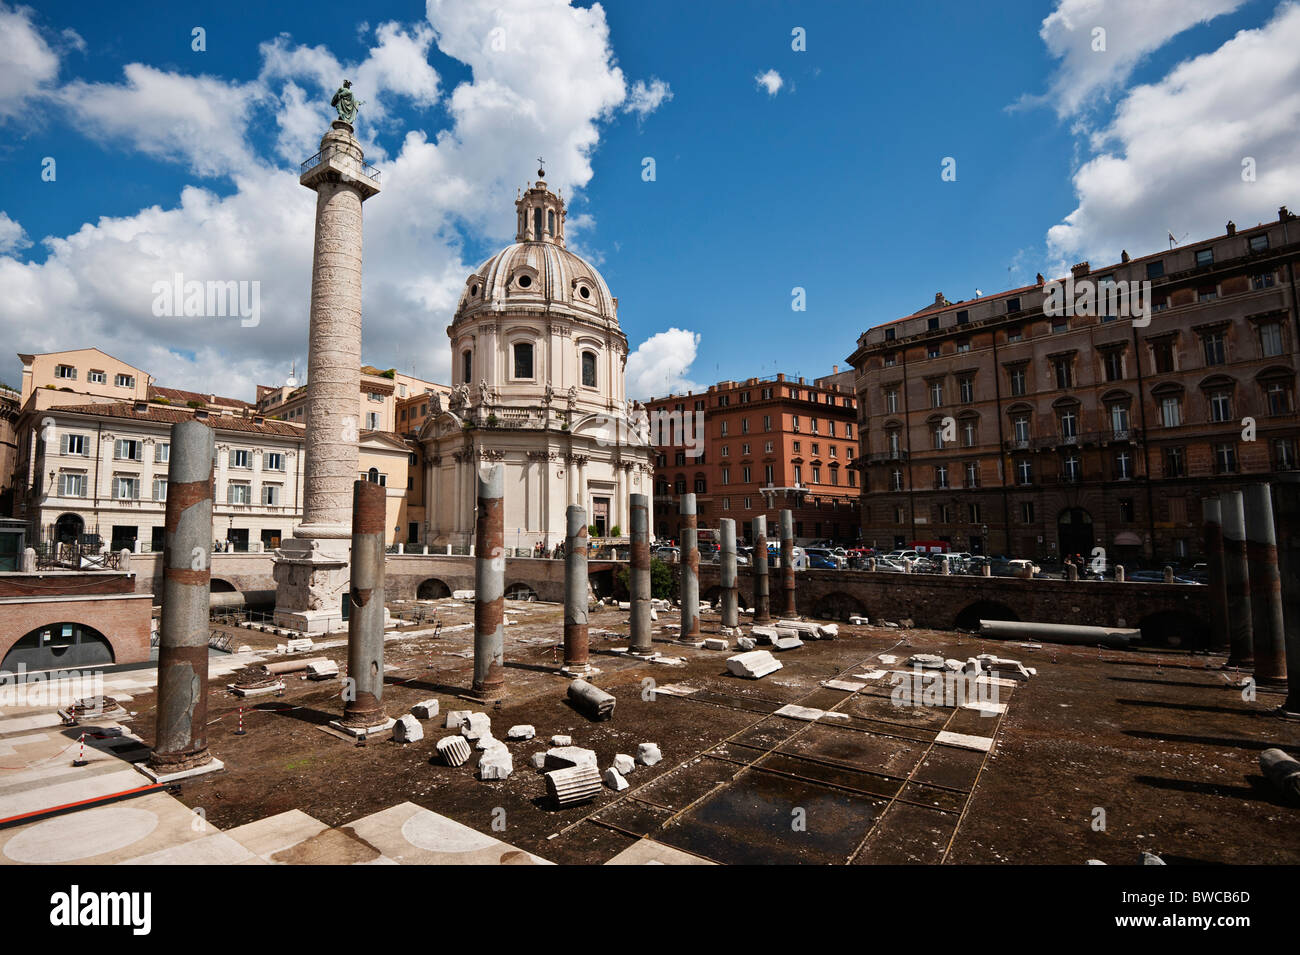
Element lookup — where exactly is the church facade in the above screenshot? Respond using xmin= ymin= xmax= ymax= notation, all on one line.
xmin=417 ymin=173 xmax=653 ymax=551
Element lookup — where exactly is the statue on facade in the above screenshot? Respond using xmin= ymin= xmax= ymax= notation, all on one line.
xmin=428 ymin=391 xmax=442 ymax=416
xmin=543 ymin=382 xmax=554 ymax=405
xmin=331 ymin=80 xmax=362 ymax=124
xmin=566 ymin=384 xmax=578 ymax=405
xmin=449 ymin=383 xmax=470 ymax=413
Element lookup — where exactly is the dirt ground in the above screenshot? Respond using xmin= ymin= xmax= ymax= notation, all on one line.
xmin=149 ymin=597 xmax=1300 ymax=865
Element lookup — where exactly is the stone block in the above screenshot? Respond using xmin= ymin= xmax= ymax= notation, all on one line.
xmin=437 ymin=735 xmax=472 ymax=767
xmin=545 ymin=746 xmax=598 ymax=770
xmin=479 ymin=748 xmax=513 ymax=780
xmin=636 ymin=742 xmax=662 ymax=766
xmin=411 ymin=699 xmax=440 ymax=720
xmin=507 ymin=724 xmax=535 ymax=740
xmin=613 ymin=753 xmax=636 ymax=775
xmin=459 ymin=712 xmax=491 ymax=740
xmin=726 ymin=650 xmax=783 ymax=679
xmin=393 ymin=714 xmax=424 ymax=743
xmin=446 ymin=710 xmax=472 ymax=729
xmin=603 ymin=766 xmax=629 ymax=791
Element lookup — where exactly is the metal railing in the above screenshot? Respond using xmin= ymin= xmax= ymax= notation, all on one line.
xmin=300 ymin=147 xmax=381 ymax=183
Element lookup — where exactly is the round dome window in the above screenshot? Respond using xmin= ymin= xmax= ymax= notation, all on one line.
xmin=578 ymin=286 xmax=590 ymax=299
xmin=517 ymin=274 xmax=532 ymax=289
xmin=470 ymin=284 xmax=479 ymax=296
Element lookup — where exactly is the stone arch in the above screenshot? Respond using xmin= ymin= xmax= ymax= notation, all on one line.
xmin=417 ymin=578 xmax=452 ymax=599
xmin=3 ymin=622 xmax=115 ymax=672
xmin=504 ymin=582 xmax=537 ymax=601
xmin=1138 ymin=609 xmax=1209 ymax=649
xmin=812 ymin=591 xmax=866 ymax=622
xmin=54 ymin=513 xmax=84 ymax=545
xmin=701 ymin=585 xmax=722 ymax=606
xmin=953 ymin=600 xmax=1019 ymax=631
xmin=210 ymin=578 xmax=237 ymax=593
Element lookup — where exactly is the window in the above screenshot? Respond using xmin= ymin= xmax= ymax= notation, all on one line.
xmin=512 ymin=341 xmax=534 ymax=379
xmin=1152 ymin=340 xmax=1175 ymax=374
xmin=154 ymin=443 xmax=170 ymax=464
xmin=720 ymin=420 xmax=729 ymax=437
xmin=742 ymin=418 xmax=750 ymax=434
xmin=1164 ymin=446 xmax=1186 ymax=478
xmin=88 ymin=370 xmax=106 ymax=384
xmin=890 ymin=468 xmax=904 ymax=491
xmin=720 ymin=445 xmax=730 ymax=458
xmin=959 ymin=377 xmax=974 ymax=403
xmin=763 ymin=415 xmax=772 ymax=431
xmin=1016 ymin=459 xmax=1032 ymax=485
xmin=1051 ymin=317 xmax=1068 ymax=334
xmin=1201 ymin=335 xmax=1222 ymax=369
xmin=1059 ymin=408 xmax=1078 ymax=439
xmin=58 ymin=472 xmax=86 ymax=497
xmin=811 ymin=467 xmax=821 ymax=484
xmin=895 ymin=505 xmax=906 ymax=525
xmin=791 ymin=441 xmax=800 ymax=454
xmin=264 ymin=452 xmax=284 ymax=471
xmin=1103 ymin=350 xmax=1124 ymax=382
xmin=262 ymin=484 xmax=281 ymax=506
xmin=764 ymin=465 xmax=774 ymax=484
xmin=884 ymin=388 xmax=899 ymax=413
xmin=1114 ymin=450 xmax=1132 ymax=480
xmin=462 ymin=350 xmax=472 ymax=383
xmin=961 ymin=419 xmax=976 ymax=448
xmin=968 ymin=502 xmax=981 ymax=523
xmin=965 ymin=461 xmax=979 ymax=487
xmin=1274 ymin=438 xmax=1298 ymax=471
xmin=935 ymin=464 xmax=949 ymax=488
xmin=932 ymin=423 xmax=945 ymax=450
xmin=1119 ymin=498 xmax=1134 ymax=522
xmin=229 ymin=448 xmax=251 ymax=469
xmin=764 ymin=441 xmax=774 ymax=453
xmin=1062 ymin=453 xmax=1081 ymax=483
xmin=1259 ymin=323 xmax=1284 ymax=358
xmin=927 ymin=316 xmax=940 ymax=331
xmin=113 ymin=475 xmax=140 ymax=500
xmin=54 ymin=364 xmax=76 ymax=379
xmin=1198 ymin=287 xmax=1218 ymax=303
xmin=825 ymin=420 xmax=832 ymax=437
xmin=1253 ymin=272 xmax=1276 ymax=290
xmin=1012 ymin=414 xmax=1030 ymax=443
xmin=61 ymin=433 xmax=88 ymax=456
xmin=810 ymin=443 xmax=819 ymax=455
xmin=1214 ymin=443 xmax=1237 ymax=474
xmin=884 ymin=353 xmax=896 ymax=367
xmin=956 ymin=340 xmax=971 ymax=353
xmin=791 ymin=415 xmax=800 ymax=433
xmin=366 ymin=412 xmax=380 ymax=430
xmin=792 ymin=466 xmax=802 ymax=486
xmin=721 ymin=467 xmax=730 ymax=485
xmin=581 ymin=351 xmax=597 ymax=388
xmin=1265 ymin=381 xmax=1293 ymax=415
xmin=1249 ymin=233 xmax=1270 ymax=252
xmin=829 ymin=445 xmax=837 ymax=457
xmin=811 ymin=418 xmax=819 ymax=434
xmin=115 ymin=439 xmax=143 ymax=461
xmin=228 ymin=482 xmax=251 ymax=505
xmin=887 ymin=429 xmax=902 ymax=457
xmin=1007 ymin=326 xmax=1023 ymax=343
xmin=927 ymin=345 xmax=940 ymax=359
xmin=1007 ymin=297 xmax=1021 ymax=313
xmin=1052 ymin=356 xmax=1073 ymax=389
xmin=153 ymin=477 xmax=168 ymax=501
xmin=742 ymin=466 xmax=752 ymax=483
xmin=956 ymin=310 xmax=969 ymax=325
xmin=1160 ymin=395 xmax=1182 ymax=428
xmin=930 ymin=381 xmax=944 ymax=408
xmin=1146 ymin=261 xmax=1165 ymax=279
xmin=1109 ymin=403 xmax=1130 ymax=437
xmin=1208 ymin=389 xmax=1233 ymax=423
xmin=115 ymin=374 xmax=135 ymax=388
xmin=1009 ymin=366 xmax=1027 ymax=397
xmin=1195 ymin=248 xmax=1214 ymax=268
xmin=694 ymin=476 xmax=707 ymax=494
xmin=1020 ymin=501 xmax=1035 ymax=523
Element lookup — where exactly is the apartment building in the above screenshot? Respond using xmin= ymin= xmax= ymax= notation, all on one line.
xmin=645 ymin=371 xmax=860 ymax=544
xmin=846 ymin=208 xmax=1300 ymax=564
xmin=13 ymin=399 xmax=305 ymax=553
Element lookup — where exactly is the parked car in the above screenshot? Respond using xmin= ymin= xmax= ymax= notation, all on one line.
xmin=873 ymin=557 xmax=909 ymax=573
xmin=653 ymin=545 xmax=679 ymax=562
xmin=804 ymin=546 xmax=847 ymax=569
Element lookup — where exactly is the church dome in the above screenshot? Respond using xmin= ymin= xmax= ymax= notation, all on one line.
xmin=453 ymin=174 xmax=618 ymax=326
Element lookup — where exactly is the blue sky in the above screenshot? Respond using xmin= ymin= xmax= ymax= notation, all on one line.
xmin=2 ymin=0 xmax=1296 ymax=398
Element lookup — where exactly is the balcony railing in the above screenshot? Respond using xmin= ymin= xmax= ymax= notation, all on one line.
xmin=866 ymin=449 xmax=908 ymax=463
xmin=300 ymin=147 xmax=381 ymax=183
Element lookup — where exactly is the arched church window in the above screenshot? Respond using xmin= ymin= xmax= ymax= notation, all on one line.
xmin=533 ymin=208 xmax=543 ymax=239
xmin=462 ymin=350 xmax=472 ymax=384
xmin=513 ymin=342 xmax=534 ymax=379
xmin=547 ymin=209 xmax=555 ymax=235
xmin=581 ymin=351 xmax=597 ymax=388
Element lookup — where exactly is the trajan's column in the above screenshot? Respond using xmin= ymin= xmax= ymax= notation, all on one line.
xmin=274 ymin=81 xmax=381 ymax=633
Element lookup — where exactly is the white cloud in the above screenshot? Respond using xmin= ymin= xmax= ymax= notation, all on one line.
xmin=1046 ymin=2 xmax=1300 ymax=265
xmin=754 ymin=69 xmax=783 ymax=97
xmin=1027 ymin=0 xmax=1243 ymax=118
xmin=0 ymin=0 xmax=653 ymax=396
xmin=0 ymin=212 xmax=30 ymax=254
xmin=624 ymin=77 xmax=672 ymax=118
xmin=625 ymin=328 xmax=701 ymax=400
xmin=0 ymin=2 xmax=63 ymax=121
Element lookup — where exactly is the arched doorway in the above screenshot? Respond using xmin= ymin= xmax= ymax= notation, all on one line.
xmin=54 ymin=513 xmax=84 ymax=545
xmin=1057 ymin=507 xmax=1094 ymax=561
xmin=2 ymin=623 xmax=115 ymax=673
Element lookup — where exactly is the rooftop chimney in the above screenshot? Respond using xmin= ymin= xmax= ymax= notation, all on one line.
xmin=1071 ymin=261 xmax=1090 ymax=279
xmin=1226 ymin=221 xmax=1236 ymax=236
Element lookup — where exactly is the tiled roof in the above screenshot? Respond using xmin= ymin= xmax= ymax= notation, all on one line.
xmin=148 ymin=385 xmax=254 ymax=409
xmin=56 ymin=402 xmax=304 ymax=437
